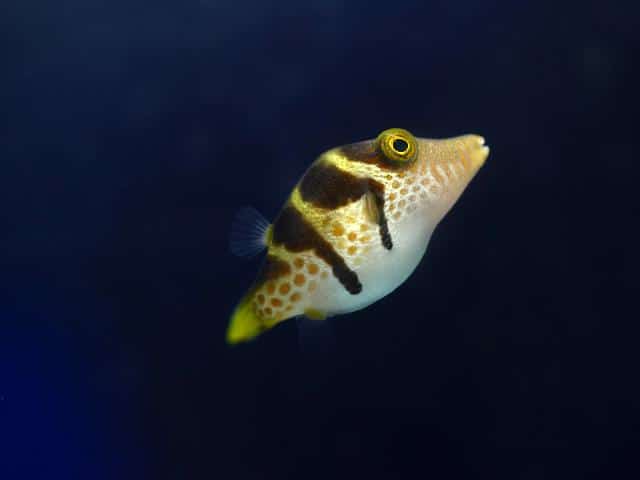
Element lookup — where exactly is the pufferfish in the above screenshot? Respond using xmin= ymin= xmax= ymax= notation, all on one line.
xmin=227 ymin=128 xmax=489 ymax=344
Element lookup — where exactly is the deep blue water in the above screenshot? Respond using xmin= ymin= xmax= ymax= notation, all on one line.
xmin=2 ymin=0 xmax=639 ymax=478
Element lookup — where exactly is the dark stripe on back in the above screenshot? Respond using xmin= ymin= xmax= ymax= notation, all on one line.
xmin=254 ymin=255 xmax=291 ymax=286
xmin=339 ymin=141 xmax=404 ymax=171
xmin=340 ymin=141 xmax=379 ymax=164
xmin=272 ymin=205 xmax=362 ymax=295
xmin=299 ymin=161 xmax=394 ymax=250
xmin=340 ymin=140 xmax=418 ymax=172
xmin=299 ymin=162 xmax=371 ymax=209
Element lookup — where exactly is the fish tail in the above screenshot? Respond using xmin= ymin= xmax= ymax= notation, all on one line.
xmin=226 ymin=293 xmax=264 ymax=344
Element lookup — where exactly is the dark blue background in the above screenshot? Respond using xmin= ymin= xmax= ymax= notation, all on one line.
xmin=2 ymin=0 xmax=639 ymax=478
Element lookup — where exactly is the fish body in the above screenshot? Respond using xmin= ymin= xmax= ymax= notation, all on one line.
xmin=227 ymin=128 xmax=489 ymax=344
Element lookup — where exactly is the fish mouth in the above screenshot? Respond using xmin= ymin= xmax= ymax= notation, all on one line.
xmin=469 ymin=135 xmax=490 ymax=169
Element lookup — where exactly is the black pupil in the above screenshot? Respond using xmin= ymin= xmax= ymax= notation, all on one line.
xmin=393 ymin=138 xmax=409 ymax=153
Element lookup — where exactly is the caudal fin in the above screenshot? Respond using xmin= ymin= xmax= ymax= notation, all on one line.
xmin=226 ymin=294 xmax=264 ymax=344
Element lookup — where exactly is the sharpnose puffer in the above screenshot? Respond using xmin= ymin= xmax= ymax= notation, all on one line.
xmin=227 ymin=128 xmax=489 ymax=344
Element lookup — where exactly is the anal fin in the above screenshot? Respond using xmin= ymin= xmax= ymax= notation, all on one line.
xmin=304 ymin=308 xmax=327 ymax=320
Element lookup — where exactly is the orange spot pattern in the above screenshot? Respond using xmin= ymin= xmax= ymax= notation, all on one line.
xmin=332 ymin=223 xmax=345 ymax=236
xmin=252 ymin=256 xmax=331 ymax=322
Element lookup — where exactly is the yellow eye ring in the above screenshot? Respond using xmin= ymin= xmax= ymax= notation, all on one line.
xmin=377 ymin=128 xmax=418 ymax=163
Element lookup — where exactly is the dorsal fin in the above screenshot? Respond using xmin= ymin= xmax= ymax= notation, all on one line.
xmin=229 ymin=206 xmax=271 ymax=258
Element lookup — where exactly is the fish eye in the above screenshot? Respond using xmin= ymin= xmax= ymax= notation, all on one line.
xmin=392 ymin=138 xmax=409 ymax=153
xmin=377 ymin=128 xmax=418 ymax=163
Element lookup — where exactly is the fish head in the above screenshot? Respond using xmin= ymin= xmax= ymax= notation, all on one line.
xmin=411 ymin=131 xmax=489 ymax=224
xmin=329 ymin=128 xmax=489 ymax=233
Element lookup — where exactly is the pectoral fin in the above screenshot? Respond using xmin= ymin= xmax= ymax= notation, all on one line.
xmin=364 ymin=187 xmax=393 ymax=250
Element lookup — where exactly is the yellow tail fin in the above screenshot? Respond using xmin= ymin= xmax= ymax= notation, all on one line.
xmin=226 ymin=295 xmax=263 ymax=344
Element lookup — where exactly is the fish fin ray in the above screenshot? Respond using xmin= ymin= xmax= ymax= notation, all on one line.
xmin=229 ymin=206 xmax=271 ymax=258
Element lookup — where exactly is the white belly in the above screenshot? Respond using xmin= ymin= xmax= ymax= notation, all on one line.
xmin=311 ymin=213 xmax=436 ymax=316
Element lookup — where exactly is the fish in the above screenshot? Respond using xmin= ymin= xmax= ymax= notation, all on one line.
xmin=226 ymin=128 xmax=489 ymax=344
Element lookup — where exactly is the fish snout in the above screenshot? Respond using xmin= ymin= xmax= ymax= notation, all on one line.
xmin=465 ymin=134 xmax=490 ymax=171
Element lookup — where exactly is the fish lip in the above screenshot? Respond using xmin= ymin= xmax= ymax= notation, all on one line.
xmin=475 ymin=135 xmax=489 ymax=150
xmin=469 ymin=135 xmax=489 ymax=168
